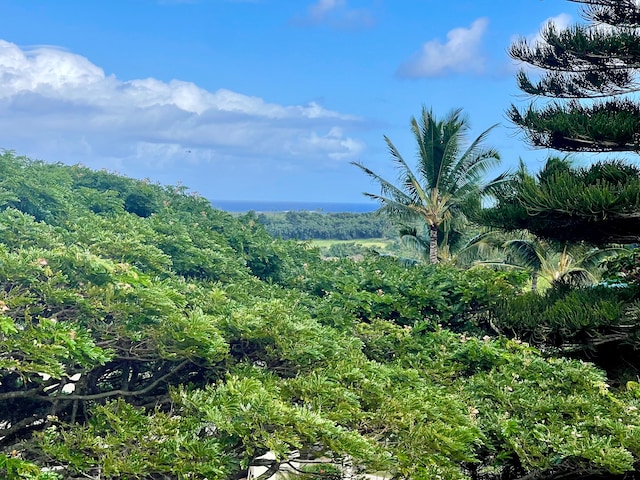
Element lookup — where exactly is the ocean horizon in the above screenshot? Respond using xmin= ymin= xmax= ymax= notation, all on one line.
xmin=210 ymin=199 xmax=378 ymax=213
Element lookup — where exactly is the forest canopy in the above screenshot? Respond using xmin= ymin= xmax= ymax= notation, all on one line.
xmin=255 ymin=211 xmax=393 ymax=241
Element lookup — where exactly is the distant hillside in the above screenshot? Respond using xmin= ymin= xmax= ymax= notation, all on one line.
xmin=255 ymin=210 xmax=395 ymax=240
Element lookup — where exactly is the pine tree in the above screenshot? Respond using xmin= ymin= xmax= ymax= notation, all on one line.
xmin=480 ymin=1 xmax=640 ymax=245
xmin=473 ymin=9 xmax=640 ymax=452
xmin=508 ymin=0 xmax=640 ymax=152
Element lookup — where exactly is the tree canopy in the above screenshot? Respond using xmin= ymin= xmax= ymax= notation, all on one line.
xmin=256 ymin=211 xmax=393 ymax=241
xmin=478 ymin=0 xmax=640 ymax=246
xmin=479 ymin=157 xmax=640 ymax=244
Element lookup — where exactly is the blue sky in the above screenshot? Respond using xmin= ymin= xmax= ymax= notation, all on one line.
xmin=0 ymin=0 xmax=580 ymax=203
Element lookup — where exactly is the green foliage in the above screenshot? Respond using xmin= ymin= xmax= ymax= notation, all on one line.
xmin=71 ymin=164 xmax=164 ymax=217
xmin=490 ymin=285 xmax=635 ymax=349
xmin=292 ymin=256 xmax=527 ymax=332
xmin=0 ymin=454 xmax=62 ymax=480
xmin=296 ymin=463 xmax=343 ymax=480
xmin=2 ymin=150 xmax=640 ymax=480
xmin=0 ymin=209 xmax=64 ymax=251
xmin=321 ymin=241 xmax=371 ymax=258
xmin=354 ymin=326 xmax=640 ymax=478
xmin=66 ymin=213 xmax=174 ymax=275
xmin=602 ymin=248 xmax=640 ymax=286
xmin=147 ymin=210 xmax=246 ymax=280
xmin=489 ymin=278 xmax=640 ymax=382
xmin=508 ymin=2 xmax=640 ymax=152
xmin=0 ymin=314 xmax=109 ymax=378
xmin=180 ymin=375 xmax=385 ymax=468
xmin=0 ymin=154 xmax=72 ymax=223
xmin=508 ymin=99 xmax=640 ymax=152
xmin=466 ymin=342 xmax=640 ymax=476
xmin=40 ymin=399 xmax=232 ymax=479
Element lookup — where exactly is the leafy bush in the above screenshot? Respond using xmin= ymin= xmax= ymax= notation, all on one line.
xmin=293 ymin=256 xmax=527 ymax=332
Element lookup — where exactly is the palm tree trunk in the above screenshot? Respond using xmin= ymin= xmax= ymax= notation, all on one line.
xmin=531 ymin=271 xmax=539 ymax=293
xmin=429 ymin=224 xmax=439 ymax=264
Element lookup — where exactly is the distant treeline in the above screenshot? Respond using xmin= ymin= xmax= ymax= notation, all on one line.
xmin=255 ymin=210 xmax=394 ymax=240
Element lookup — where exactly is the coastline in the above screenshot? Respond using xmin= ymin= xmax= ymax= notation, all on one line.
xmin=210 ymin=199 xmax=378 ymax=213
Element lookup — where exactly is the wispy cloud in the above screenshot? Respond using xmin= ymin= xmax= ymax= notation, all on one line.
xmin=0 ymin=40 xmax=365 ymax=172
xmin=309 ymin=0 xmax=345 ymax=21
xmin=397 ymin=18 xmax=489 ymax=78
xmin=294 ymin=0 xmax=374 ymax=29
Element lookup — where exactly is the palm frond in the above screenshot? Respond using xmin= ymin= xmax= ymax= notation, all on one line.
xmin=453 ymin=230 xmax=504 ymax=267
xmin=352 ymin=106 xmax=502 ymax=263
xmin=556 ymin=268 xmax=595 ymax=287
xmin=503 ymin=239 xmax=545 ymax=270
xmin=447 ymin=126 xmax=501 ymax=193
xmin=577 ymin=246 xmax=626 ymax=270
xmin=400 ymin=232 xmax=430 ymax=262
xmin=361 ymin=191 xmax=423 ymax=224
xmin=425 ymin=108 xmax=465 ymax=191
xmin=471 ymin=261 xmax=528 ymax=271
xmin=383 ymin=136 xmax=428 ymax=205
xmin=479 ymin=170 xmax=514 ymax=197
xmin=351 ymin=161 xmax=413 ymax=204
xmin=436 ymin=109 xmax=467 ymax=191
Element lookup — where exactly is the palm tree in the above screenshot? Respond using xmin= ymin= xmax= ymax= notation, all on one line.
xmin=485 ymin=236 xmax=625 ymax=292
xmin=352 ymin=107 xmax=502 ymax=263
xmin=397 ymin=222 xmax=498 ymax=266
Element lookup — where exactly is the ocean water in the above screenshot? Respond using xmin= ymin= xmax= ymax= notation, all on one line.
xmin=210 ymin=199 xmax=378 ymax=213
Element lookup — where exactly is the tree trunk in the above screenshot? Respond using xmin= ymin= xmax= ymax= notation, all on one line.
xmin=429 ymin=224 xmax=439 ymax=264
xmin=531 ymin=271 xmax=539 ymax=293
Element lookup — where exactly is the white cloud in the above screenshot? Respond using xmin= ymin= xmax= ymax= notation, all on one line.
xmin=397 ymin=18 xmax=489 ymax=78
xmin=290 ymin=127 xmax=364 ymax=160
xmin=0 ymin=40 xmax=364 ymax=172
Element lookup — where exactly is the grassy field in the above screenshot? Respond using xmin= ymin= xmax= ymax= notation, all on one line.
xmin=309 ymin=237 xmax=425 ymax=262
xmin=309 ymin=238 xmax=392 ymax=249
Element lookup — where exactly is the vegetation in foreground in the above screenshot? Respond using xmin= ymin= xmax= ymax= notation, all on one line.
xmin=0 ymin=148 xmax=639 ymax=480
